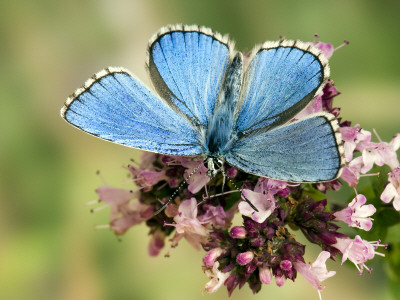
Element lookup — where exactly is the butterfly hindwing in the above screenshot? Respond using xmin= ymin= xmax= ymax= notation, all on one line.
xmin=234 ymin=41 xmax=329 ymax=135
xmin=61 ymin=67 xmax=203 ymax=155
xmin=225 ymin=113 xmax=344 ymax=182
xmin=147 ymin=24 xmax=234 ymax=128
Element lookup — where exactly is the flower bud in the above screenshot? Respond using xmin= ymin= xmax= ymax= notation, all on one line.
xmin=230 ymin=226 xmax=247 ymax=239
xmin=236 ymin=251 xmax=254 ymax=266
xmin=259 ymin=266 xmax=272 ymax=284
xmin=280 ymin=260 xmax=292 ymax=271
xmin=203 ymin=248 xmax=223 ymax=267
xmin=226 ymin=167 xmax=238 ymax=178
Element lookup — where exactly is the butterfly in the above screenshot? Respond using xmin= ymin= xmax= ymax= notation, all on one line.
xmin=61 ymin=24 xmax=345 ymax=191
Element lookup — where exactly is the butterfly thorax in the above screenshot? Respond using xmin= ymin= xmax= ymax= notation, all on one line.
xmin=204 ymin=155 xmax=224 ymax=177
xmin=204 ymin=53 xmax=243 ymax=158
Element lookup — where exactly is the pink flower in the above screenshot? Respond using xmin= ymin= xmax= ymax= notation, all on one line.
xmin=381 ymin=167 xmax=400 ymax=210
xmin=321 ymin=81 xmax=341 ymax=116
xmin=315 ymin=42 xmax=334 ymax=59
xmin=315 ymin=179 xmax=341 ymax=192
xmin=341 ymin=156 xmax=363 ymax=187
xmin=294 ymin=251 xmax=336 ymax=291
xmin=238 ymin=189 xmax=276 ymax=223
xmin=332 ymin=236 xmax=381 ymax=273
xmin=334 ymin=194 xmax=376 ymax=231
xmin=203 ymin=261 xmax=231 ymax=293
xmin=340 ymin=125 xmax=371 ymax=162
xmin=309 ymin=39 xmax=349 ymax=59
xmin=198 ymin=205 xmax=229 ymax=229
xmin=148 ymin=230 xmax=165 ymax=256
xmin=294 ymin=96 xmax=322 ymax=120
xmin=139 ymin=152 xmax=158 ymax=169
xmin=255 ymin=177 xmax=288 ymax=195
xmin=136 ymin=170 xmax=168 ymax=188
xmin=109 ymin=201 xmax=154 ymax=235
xmin=170 ymin=198 xmax=209 ymax=250
xmin=96 ymin=185 xmax=153 ymax=235
xmin=358 ymin=133 xmax=400 ymax=173
xmin=179 ymin=158 xmax=210 ymax=194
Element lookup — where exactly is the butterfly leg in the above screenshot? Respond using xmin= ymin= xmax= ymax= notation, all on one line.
xmin=221 ymin=168 xmax=259 ymax=212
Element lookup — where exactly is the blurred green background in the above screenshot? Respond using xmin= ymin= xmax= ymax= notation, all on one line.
xmin=1 ymin=0 xmax=399 ymax=299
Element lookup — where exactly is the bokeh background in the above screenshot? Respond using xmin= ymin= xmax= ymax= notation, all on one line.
xmin=1 ymin=1 xmax=399 ymax=299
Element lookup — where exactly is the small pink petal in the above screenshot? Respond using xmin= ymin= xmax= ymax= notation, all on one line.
xmin=239 ymin=189 xmax=276 ymax=223
xmin=275 ymin=275 xmax=285 ymax=287
xmin=259 ymin=266 xmax=272 ymax=284
xmin=316 ymin=42 xmax=334 ymax=58
xmin=294 ymin=251 xmax=336 ymax=291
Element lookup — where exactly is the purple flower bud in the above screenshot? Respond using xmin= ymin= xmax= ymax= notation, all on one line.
xmin=230 ymin=226 xmax=247 ymax=238
xmin=226 ymin=167 xmax=238 ymax=178
xmin=209 ymin=231 xmax=225 ymax=242
xmin=250 ymin=236 xmax=266 ymax=247
xmin=159 ymin=155 xmax=171 ymax=164
xmin=236 ymin=251 xmax=254 ymax=266
xmin=168 ymin=177 xmax=179 ymax=188
xmin=203 ymin=248 xmax=223 ymax=267
xmin=269 ymin=254 xmax=280 ymax=265
xmin=277 ymin=187 xmax=290 ymax=197
xmin=245 ymin=262 xmax=257 ymax=277
xmin=221 ymin=262 xmax=236 ymax=273
xmin=243 ymin=218 xmax=256 ymax=230
xmin=225 ymin=274 xmax=240 ymax=297
xmin=319 ymin=231 xmax=338 ymax=245
xmin=280 ymin=260 xmax=292 ymax=271
xmin=247 ymin=228 xmax=259 ymax=238
xmin=265 ymin=226 xmax=275 ymax=239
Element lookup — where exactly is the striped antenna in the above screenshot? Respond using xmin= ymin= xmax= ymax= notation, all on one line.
xmin=220 ymin=168 xmax=259 ymax=212
xmin=154 ymin=162 xmax=204 ymax=215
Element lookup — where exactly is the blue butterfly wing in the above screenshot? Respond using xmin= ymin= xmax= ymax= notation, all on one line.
xmin=234 ymin=41 xmax=329 ymax=134
xmin=61 ymin=67 xmax=203 ymax=155
xmin=225 ymin=113 xmax=344 ymax=182
xmin=147 ymin=24 xmax=234 ymax=127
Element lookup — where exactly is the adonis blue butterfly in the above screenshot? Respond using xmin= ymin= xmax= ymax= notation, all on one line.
xmin=61 ymin=24 xmax=345 ymax=188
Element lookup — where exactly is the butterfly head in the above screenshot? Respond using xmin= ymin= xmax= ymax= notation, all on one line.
xmin=205 ymin=155 xmax=224 ymax=178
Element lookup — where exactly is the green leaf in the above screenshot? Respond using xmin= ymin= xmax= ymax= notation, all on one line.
xmin=302 ymin=184 xmax=326 ymax=201
xmin=386 ymin=241 xmax=400 ymax=300
xmin=376 ymin=208 xmax=400 ymax=227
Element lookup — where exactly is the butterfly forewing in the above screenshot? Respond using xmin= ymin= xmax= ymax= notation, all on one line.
xmin=234 ymin=41 xmax=329 ymax=135
xmin=61 ymin=68 xmax=203 ymax=155
xmin=147 ymin=24 xmax=235 ymax=128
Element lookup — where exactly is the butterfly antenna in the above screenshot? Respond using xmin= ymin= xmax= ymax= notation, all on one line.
xmin=154 ymin=162 xmax=203 ymax=215
xmin=221 ymin=169 xmax=259 ymax=212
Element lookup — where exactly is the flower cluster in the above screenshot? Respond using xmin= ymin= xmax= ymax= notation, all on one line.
xmin=87 ymin=38 xmax=398 ymax=298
